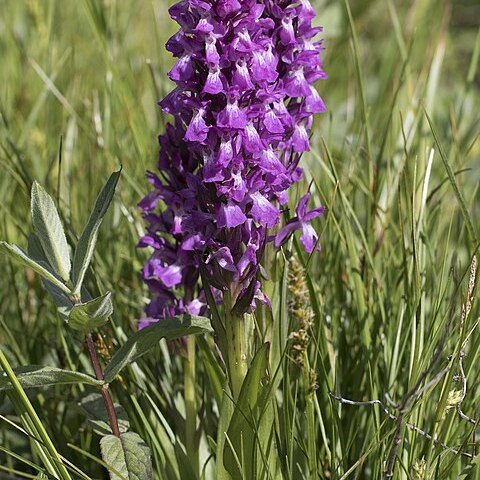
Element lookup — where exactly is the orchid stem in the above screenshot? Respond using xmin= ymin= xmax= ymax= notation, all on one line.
xmin=224 ymin=293 xmax=248 ymax=400
xmin=185 ymin=335 xmax=198 ymax=477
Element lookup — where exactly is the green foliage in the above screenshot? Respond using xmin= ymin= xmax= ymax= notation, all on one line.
xmin=72 ymin=169 xmax=122 ymax=295
xmin=222 ymin=343 xmax=276 ymax=479
xmin=100 ymin=432 xmax=153 ymax=480
xmin=68 ymin=291 xmax=114 ymax=331
xmin=103 ymin=315 xmax=213 ymax=383
xmin=0 ymin=0 xmax=479 ymax=479
xmin=30 ymin=181 xmax=72 ymax=283
xmin=79 ymin=393 xmax=131 ymax=436
xmin=0 ymin=241 xmax=71 ymax=293
xmin=0 ymin=366 xmax=103 ymax=391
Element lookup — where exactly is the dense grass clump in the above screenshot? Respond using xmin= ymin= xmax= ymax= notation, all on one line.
xmin=0 ymin=0 xmax=479 ymax=478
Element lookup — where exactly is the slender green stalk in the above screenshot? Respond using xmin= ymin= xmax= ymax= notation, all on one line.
xmin=303 ymin=361 xmax=318 ymax=480
xmin=184 ymin=335 xmax=198 ymax=477
xmin=0 ymin=348 xmax=73 ymax=480
xmin=224 ymin=293 xmax=248 ymax=400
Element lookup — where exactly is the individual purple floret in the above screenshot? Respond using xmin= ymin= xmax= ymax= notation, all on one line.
xmin=139 ymin=0 xmax=326 ymax=323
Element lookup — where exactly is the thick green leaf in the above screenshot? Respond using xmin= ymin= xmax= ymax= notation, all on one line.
xmin=79 ymin=393 xmax=130 ymax=436
xmin=0 ymin=366 xmax=103 ymax=391
xmin=216 ymin=382 xmax=235 ymax=480
xmin=0 ymin=241 xmax=71 ymax=294
xmin=223 ymin=343 xmax=273 ymax=479
xmin=100 ymin=432 xmax=152 ymax=480
xmin=68 ymin=291 xmax=113 ymax=331
xmin=31 ymin=181 xmax=71 ymax=282
xmin=72 ymin=169 xmax=121 ymax=295
xmin=103 ymin=315 xmax=212 ymax=383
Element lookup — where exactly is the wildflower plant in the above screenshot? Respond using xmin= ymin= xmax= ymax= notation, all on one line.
xmin=139 ymin=0 xmax=327 ymax=476
xmin=0 ymin=173 xmax=211 ymax=480
xmin=140 ymin=0 xmax=326 ymax=383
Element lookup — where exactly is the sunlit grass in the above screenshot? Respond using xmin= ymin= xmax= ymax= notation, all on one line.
xmin=0 ymin=0 xmax=479 ymax=478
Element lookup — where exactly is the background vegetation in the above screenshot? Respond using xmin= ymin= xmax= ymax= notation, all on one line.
xmin=0 ymin=0 xmax=479 ymax=478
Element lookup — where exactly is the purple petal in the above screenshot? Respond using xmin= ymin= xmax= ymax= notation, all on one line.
xmin=217 ymin=99 xmax=247 ymax=129
xmin=264 ymin=107 xmax=284 ymax=134
xmin=208 ymin=247 xmax=237 ymax=272
xmin=284 ymin=67 xmax=311 ymax=97
xmin=203 ymin=67 xmax=224 ymax=94
xmin=138 ymin=317 xmax=157 ymax=330
xmin=274 ymin=221 xmax=300 ymax=248
xmin=251 ymin=46 xmax=278 ymax=83
xmin=237 ymin=243 xmax=258 ymax=275
xmin=280 ymin=16 xmax=295 ymax=45
xmin=250 ymin=192 xmax=279 ymax=228
xmin=300 ymin=223 xmax=319 ymax=254
xmin=296 ymin=193 xmax=311 ymax=220
xmin=303 ymin=205 xmax=326 ymax=222
xmin=242 ymin=122 xmax=263 ymax=153
xmin=217 ymin=203 xmax=247 ymax=228
xmin=186 ymin=298 xmax=205 ymax=315
xmin=138 ymin=192 xmax=159 ymax=213
xmin=291 ymin=124 xmax=310 ymax=152
xmin=185 ymin=109 xmax=209 ymax=143
xmin=233 ymin=59 xmax=254 ymax=89
xmin=306 ymin=87 xmax=327 ymax=113
xmin=205 ymin=35 xmax=220 ymax=65
xmin=168 ymin=54 xmax=194 ymax=82
xmin=158 ymin=264 xmax=183 ymax=288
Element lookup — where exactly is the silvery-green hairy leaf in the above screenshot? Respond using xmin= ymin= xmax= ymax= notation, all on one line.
xmin=0 ymin=241 xmax=71 ymax=294
xmin=104 ymin=315 xmax=212 ymax=383
xmin=72 ymin=169 xmax=121 ymax=295
xmin=0 ymin=366 xmax=103 ymax=391
xmin=79 ymin=393 xmax=130 ymax=436
xmin=27 ymin=234 xmax=75 ymax=319
xmin=31 ymin=181 xmax=71 ymax=282
xmin=42 ymin=280 xmax=74 ymax=320
xmin=100 ymin=432 xmax=152 ymax=480
xmin=27 ymin=233 xmax=48 ymax=264
xmin=68 ymin=291 xmax=113 ymax=331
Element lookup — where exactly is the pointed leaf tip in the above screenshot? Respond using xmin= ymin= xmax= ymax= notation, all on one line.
xmin=72 ymin=169 xmax=121 ymax=295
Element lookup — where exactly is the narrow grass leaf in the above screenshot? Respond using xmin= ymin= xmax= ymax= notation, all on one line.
xmin=31 ymin=181 xmax=71 ymax=282
xmin=425 ymin=111 xmax=477 ymax=244
xmin=103 ymin=315 xmax=213 ymax=383
xmin=72 ymin=169 xmax=122 ymax=295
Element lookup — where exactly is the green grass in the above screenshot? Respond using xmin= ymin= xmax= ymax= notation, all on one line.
xmin=0 ymin=0 xmax=479 ymax=478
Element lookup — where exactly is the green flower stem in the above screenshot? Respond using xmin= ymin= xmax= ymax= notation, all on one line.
xmin=224 ymin=293 xmax=248 ymax=400
xmin=0 ymin=348 xmax=73 ymax=480
xmin=184 ymin=335 xmax=198 ymax=477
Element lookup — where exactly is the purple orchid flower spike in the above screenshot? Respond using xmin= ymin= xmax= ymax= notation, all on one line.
xmin=139 ymin=0 xmax=327 ymax=326
xmin=275 ymin=192 xmax=326 ymax=253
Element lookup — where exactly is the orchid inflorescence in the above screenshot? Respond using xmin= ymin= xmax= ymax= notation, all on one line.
xmin=139 ymin=0 xmax=326 ymax=325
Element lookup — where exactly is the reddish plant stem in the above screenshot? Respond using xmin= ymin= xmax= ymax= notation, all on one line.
xmin=86 ymin=332 xmax=120 ymax=437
